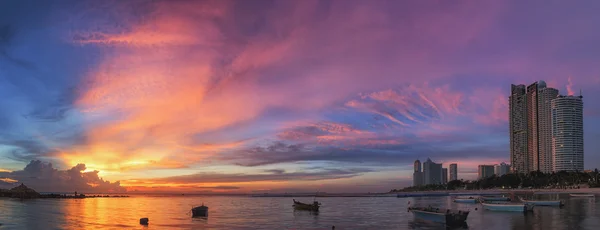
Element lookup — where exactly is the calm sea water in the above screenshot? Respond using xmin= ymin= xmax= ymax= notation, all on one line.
xmin=0 ymin=194 xmax=599 ymax=229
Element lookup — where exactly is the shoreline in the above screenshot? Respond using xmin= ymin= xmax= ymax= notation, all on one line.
xmin=394 ymin=188 xmax=600 ymax=196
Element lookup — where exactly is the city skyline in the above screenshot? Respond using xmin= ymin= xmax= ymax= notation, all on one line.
xmin=1 ymin=0 xmax=600 ymax=193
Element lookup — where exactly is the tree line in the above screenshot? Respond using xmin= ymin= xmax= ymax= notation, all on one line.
xmin=391 ymin=169 xmax=600 ymax=192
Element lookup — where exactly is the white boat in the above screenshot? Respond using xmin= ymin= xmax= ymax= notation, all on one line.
xmin=569 ymin=194 xmax=595 ymax=197
xmin=454 ymin=198 xmax=478 ymax=203
xmin=480 ymin=196 xmax=511 ymax=202
xmin=518 ymin=197 xmax=564 ymax=206
xmin=482 ymin=202 xmax=534 ymax=212
xmin=408 ymin=206 xmax=469 ymax=227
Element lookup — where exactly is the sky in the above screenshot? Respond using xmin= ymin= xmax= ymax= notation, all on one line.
xmin=0 ymin=0 xmax=600 ymax=194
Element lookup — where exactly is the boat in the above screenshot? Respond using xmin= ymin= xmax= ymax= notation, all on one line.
xmin=481 ymin=202 xmax=534 ymax=212
xmin=454 ymin=197 xmax=478 ymax=203
xmin=480 ymin=196 xmax=511 ymax=202
xmin=408 ymin=206 xmax=469 ymax=227
xmin=569 ymin=194 xmax=595 ymax=197
xmin=518 ymin=197 xmax=564 ymax=206
xmin=293 ymin=199 xmax=320 ymax=212
xmin=191 ymin=204 xmax=209 ymax=217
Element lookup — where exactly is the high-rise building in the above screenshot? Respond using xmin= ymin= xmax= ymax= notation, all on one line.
xmin=538 ymin=84 xmax=559 ymax=173
xmin=510 ymin=81 xmax=558 ymax=173
xmin=413 ymin=160 xmax=423 ymax=186
xmin=552 ymin=95 xmax=584 ymax=172
xmin=478 ymin=165 xmax=495 ymax=179
xmin=423 ymin=158 xmax=443 ymax=185
xmin=449 ymin=163 xmax=458 ymax=181
xmin=510 ymin=84 xmax=528 ymax=173
xmin=414 ymin=160 xmax=422 ymax=172
xmin=526 ymin=82 xmax=539 ymax=172
xmin=442 ymin=168 xmax=448 ymax=184
xmin=494 ymin=162 xmax=511 ymax=176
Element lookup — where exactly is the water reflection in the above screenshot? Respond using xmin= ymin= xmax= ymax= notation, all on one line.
xmin=0 ymin=195 xmax=599 ymax=229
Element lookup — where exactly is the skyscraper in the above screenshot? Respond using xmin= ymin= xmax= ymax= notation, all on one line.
xmin=413 ymin=160 xmax=423 ymax=186
xmin=552 ymin=95 xmax=584 ymax=172
xmin=510 ymin=84 xmax=528 ymax=173
xmin=442 ymin=168 xmax=448 ymax=184
xmin=510 ymin=81 xmax=558 ymax=173
xmin=449 ymin=163 xmax=458 ymax=181
xmin=414 ymin=159 xmax=422 ymax=172
xmin=478 ymin=165 xmax=495 ymax=179
xmin=538 ymin=84 xmax=559 ymax=173
xmin=423 ymin=158 xmax=442 ymax=185
xmin=526 ymin=82 xmax=539 ymax=172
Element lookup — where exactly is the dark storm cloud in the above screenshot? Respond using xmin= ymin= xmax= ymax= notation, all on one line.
xmin=0 ymin=160 xmax=125 ymax=193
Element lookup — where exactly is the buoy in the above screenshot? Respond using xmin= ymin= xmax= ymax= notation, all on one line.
xmin=140 ymin=218 xmax=149 ymax=225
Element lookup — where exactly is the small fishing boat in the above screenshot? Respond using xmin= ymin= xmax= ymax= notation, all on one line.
xmin=481 ymin=202 xmax=534 ymax=212
xmin=454 ymin=197 xmax=478 ymax=203
xmin=293 ymin=199 xmax=320 ymax=212
xmin=481 ymin=196 xmax=511 ymax=202
xmin=191 ymin=204 xmax=209 ymax=217
xmin=408 ymin=206 xmax=469 ymax=227
xmin=569 ymin=194 xmax=595 ymax=197
xmin=518 ymin=197 xmax=564 ymax=206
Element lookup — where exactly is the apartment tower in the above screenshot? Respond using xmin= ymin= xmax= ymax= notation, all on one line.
xmin=449 ymin=163 xmax=458 ymax=181
xmin=552 ymin=95 xmax=584 ymax=172
xmin=509 ymin=84 xmax=528 ymax=172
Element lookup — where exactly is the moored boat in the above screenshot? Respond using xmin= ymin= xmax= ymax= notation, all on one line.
xmin=191 ymin=204 xmax=209 ymax=217
xmin=454 ymin=197 xmax=478 ymax=203
xmin=408 ymin=206 xmax=469 ymax=227
xmin=569 ymin=194 xmax=595 ymax=197
xmin=293 ymin=199 xmax=320 ymax=212
xmin=518 ymin=197 xmax=564 ymax=206
xmin=481 ymin=196 xmax=511 ymax=202
xmin=481 ymin=202 xmax=534 ymax=212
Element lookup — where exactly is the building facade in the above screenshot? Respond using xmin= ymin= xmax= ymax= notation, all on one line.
xmin=526 ymin=82 xmax=539 ymax=172
xmin=537 ymin=84 xmax=559 ymax=173
xmin=510 ymin=81 xmax=559 ymax=173
xmin=413 ymin=160 xmax=423 ymax=186
xmin=494 ymin=162 xmax=511 ymax=176
xmin=478 ymin=165 xmax=495 ymax=179
xmin=442 ymin=168 xmax=448 ymax=184
xmin=449 ymin=163 xmax=458 ymax=181
xmin=423 ymin=158 xmax=443 ymax=185
xmin=552 ymin=95 xmax=584 ymax=172
xmin=509 ymin=84 xmax=528 ymax=173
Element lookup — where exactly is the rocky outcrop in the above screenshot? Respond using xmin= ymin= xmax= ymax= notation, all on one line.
xmin=8 ymin=183 xmax=40 ymax=199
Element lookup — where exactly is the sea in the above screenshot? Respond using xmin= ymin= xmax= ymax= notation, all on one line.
xmin=0 ymin=194 xmax=599 ymax=229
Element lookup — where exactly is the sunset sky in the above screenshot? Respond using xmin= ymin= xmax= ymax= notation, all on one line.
xmin=1 ymin=0 xmax=599 ymax=193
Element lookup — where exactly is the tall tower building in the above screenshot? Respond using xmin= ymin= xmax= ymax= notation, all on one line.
xmin=552 ymin=95 xmax=584 ymax=172
xmin=510 ymin=81 xmax=558 ymax=173
xmin=423 ymin=158 xmax=442 ymax=185
xmin=478 ymin=165 xmax=495 ymax=179
xmin=537 ymin=83 xmax=559 ymax=173
xmin=414 ymin=159 xmax=422 ymax=172
xmin=413 ymin=160 xmax=423 ymax=186
xmin=449 ymin=163 xmax=458 ymax=181
xmin=509 ymin=84 xmax=528 ymax=173
xmin=526 ymin=82 xmax=539 ymax=171
xmin=442 ymin=168 xmax=448 ymax=184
